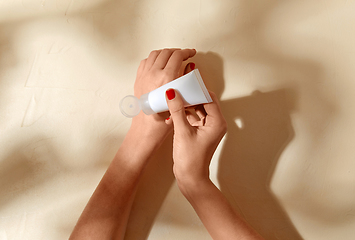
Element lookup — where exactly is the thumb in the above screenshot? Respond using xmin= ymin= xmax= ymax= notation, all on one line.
xmin=165 ymin=89 xmax=191 ymax=131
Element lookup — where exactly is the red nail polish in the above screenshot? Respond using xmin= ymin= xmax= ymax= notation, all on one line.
xmin=166 ymin=89 xmax=175 ymax=100
xmin=166 ymin=117 xmax=170 ymax=120
xmin=190 ymin=63 xmax=195 ymax=70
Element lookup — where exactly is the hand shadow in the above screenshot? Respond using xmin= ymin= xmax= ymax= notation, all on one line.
xmin=193 ymin=52 xmax=303 ymax=240
xmin=0 ymin=134 xmax=63 ymax=210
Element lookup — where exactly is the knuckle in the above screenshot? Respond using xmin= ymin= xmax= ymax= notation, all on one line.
xmin=171 ymin=50 xmax=183 ymax=59
xmin=209 ymin=91 xmax=219 ymax=103
xmin=209 ymin=91 xmax=217 ymax=98
xmin=150 ymin=50 xmax=160 ymax=56
xmin=170 ymin=102 xmax=185 ymax=114
xmin=220 ymin=119 xmax=228 ymax=134
xmin=140 ymin=59 xmax=147 ymax=65
xmin=215 ymin=118 xmax=227 ymax=135
xmin=162 ymin=48 xmax=176 ymax=56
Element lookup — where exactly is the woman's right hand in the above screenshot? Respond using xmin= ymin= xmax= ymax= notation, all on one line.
xmin=165 ymin=88 xmax=227 ymax=188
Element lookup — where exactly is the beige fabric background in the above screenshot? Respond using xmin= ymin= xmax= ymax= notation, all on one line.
xmin=1 ymin=0 xmax=355 ymax=239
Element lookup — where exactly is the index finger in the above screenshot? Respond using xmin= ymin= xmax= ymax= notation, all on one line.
xmin=203 ymin=91 xmax=225 ymax=120
xmin=164 ymin=49 xmax=196 ymax=77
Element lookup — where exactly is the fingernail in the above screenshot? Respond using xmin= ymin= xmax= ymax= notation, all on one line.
xmin=190 ymin=62 xmax=195 ymax=70
xmin=166 ymin=89 xmax=175 ymax=100
xmin=166 ymin=117 xmax=170 ymax=120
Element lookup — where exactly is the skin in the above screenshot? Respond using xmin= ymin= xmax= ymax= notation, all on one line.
xmin=69 ymin=48 xmax=196 ymax=240
xmin=165 ymin=90 xmax=264 ymax=240
xmin=70 ymin=48 xmax=264 ymax=240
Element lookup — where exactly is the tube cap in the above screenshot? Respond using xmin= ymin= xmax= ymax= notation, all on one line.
xmin=119 ymin=95 xmax=141 ymax=118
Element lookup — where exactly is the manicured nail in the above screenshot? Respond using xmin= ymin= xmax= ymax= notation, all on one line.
xmin=166 ymin=89 xmax=175 ymax=100
xmin=190 ymin=62 xmax=195 ymax=70
xmin=166 ymin=117 xmax=170 ymax=120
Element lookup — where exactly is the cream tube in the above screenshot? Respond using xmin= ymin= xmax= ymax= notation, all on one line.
xmin=119 ymin=69 xmax=212 ymax=118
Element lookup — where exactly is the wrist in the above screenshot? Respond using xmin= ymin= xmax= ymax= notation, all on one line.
xmin=130 ymin=112 xmax=171 ymax=146
xmin=173 ymin=157 xmax=211 ymax=192
xmin=176 ymin=174 xmax=212 ymax=198
xmin=119 ymin=127 xmax=158 ymax=162
xmin=116 ymin=118 xmax=170 ymax=168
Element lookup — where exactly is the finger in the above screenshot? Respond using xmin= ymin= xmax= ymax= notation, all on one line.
xmin=165 ymin=115 xmax=173 ymax=125
xmin=203 ymin=91 xmax=224 ymax=120
xmin=177 ymin=62 xmax=195 ymax=79
xmin=194 ymin=104 xmax=207 ymax=120
xmin=185 ymin=109 xmax=200 ymax=125
xmin=183 ymin=62 xmax=196 ymax=75
xmin=165 ymin=88 xmax=191 ymax=131
xmin=153 ymin=48 xmax=181 ymax=69
xmin=164 ymin=49 xmax=196 ymax=77
xmin=144 ymin=50 xmax=162 ymax=71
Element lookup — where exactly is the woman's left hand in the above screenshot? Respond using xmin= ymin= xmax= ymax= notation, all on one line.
xmin=130 ymin=48 xmax=196 ymax=147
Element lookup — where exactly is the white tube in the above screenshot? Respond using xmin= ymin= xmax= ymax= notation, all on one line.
xmin=120 ymin=69 xmax=212 ymax=118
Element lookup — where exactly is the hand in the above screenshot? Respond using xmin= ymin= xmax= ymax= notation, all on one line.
xmin=129 ymin=48 xmax=196 ymax=147
xmin=165 ymin=90 xmax=264 ymax=240
xmin=165 ymin=89 xmax=227 ymax=186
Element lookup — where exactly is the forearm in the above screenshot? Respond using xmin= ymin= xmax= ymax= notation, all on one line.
xmin=178 ymin=179 xmax=264 ymax=240
xmin=70 ymin=126 xmax=162 ymax=240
